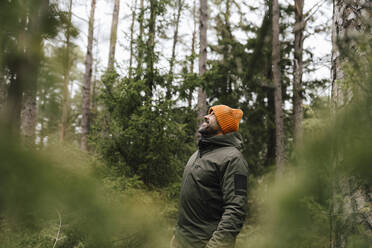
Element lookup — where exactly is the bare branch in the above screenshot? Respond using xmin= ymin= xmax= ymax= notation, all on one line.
xmin=53 ymin=210 xmax=62 ymax=248
xmin=305 ymin=0 xmax=328 ymax=23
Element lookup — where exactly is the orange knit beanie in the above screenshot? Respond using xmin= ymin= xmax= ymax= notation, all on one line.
xmin=209 ymin=105 xmax=243 ymax=133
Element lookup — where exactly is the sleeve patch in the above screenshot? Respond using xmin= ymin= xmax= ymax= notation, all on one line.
xmin=234 ymin=174 xmax=247 ymax=196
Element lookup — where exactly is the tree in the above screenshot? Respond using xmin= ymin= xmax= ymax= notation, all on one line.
xmin=145 ymin=0 xmax=158 ymax=96
xmin=293 ymin=0 xmax=304 ymax=146
xmin=166 ymin=0 xmax=184 ymax=99
xmin=0 ymin=70 xmax=6 ymax=114
xmin=61 ymin=0 xmax=76 ymax=142
xmin=81 ymin=0 xmax=96 ymax=151
xmin=272 ymin=0 xmax=285 ymax=175
xmin=197 ymin=0 xmax=208 ymax=123
xmin=135 ymin=0 xmax=145 ymax=78
xmin=20 ymin=0 xmax=54 ymax=145
xmin=0 ymin=0 xmax=58 ymax=137
xmin=128 ymin=0 xmax=138 ymax=79
xmin=107 ymin=0 xmax=120 ymax=69
xmin=189 ymin=0 xmax=197 ymax=107
xmin=330 ymin=1 xmax=372 ymax=247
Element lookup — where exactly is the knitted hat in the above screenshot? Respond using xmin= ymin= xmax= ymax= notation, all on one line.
xmin=209 ymin=105 xmax=243 ymax=133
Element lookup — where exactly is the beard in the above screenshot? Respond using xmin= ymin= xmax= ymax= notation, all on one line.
xmin=198 ymin=122 xmax=220 ymax=138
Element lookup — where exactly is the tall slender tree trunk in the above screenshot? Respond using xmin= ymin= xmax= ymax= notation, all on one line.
xmin=330 ymin=1 xmax=371 ymax=247
xmin=166 ymin=0 xmax=184 ymax=99
xmin=7 ymin=66 xmax=23 ymax=133
xmin=0 ymin=69 xmax=6 ymax=115
xmin=81 ymin=0 xmax=96 ymax=151
xmin=6 ymin=14 xmax=28 ymax=135
xmin=293 ymin=0 xmax=304 ymax=146
xmin=223 ymin=0 xmax=233 ymax=96
xmin=91 ymin=46 xmax=99 ymax=115
xmin=188 ymin=0 xmax=197 ymax=107
xmin=61 ymin=0 xmax=73 ymax=142
xmin=145 ymin=0 xmax=157 ymax=96
xmin=331 ymin=0 xmax=366 ymax=107
xmin=108 ymin=0 xmax=120 ymax=69
xmin=129 ymin=0 xmax=138 ymax=79
xmin=38 ymin=88 xmax=46 ymax=149
xmin=20 ymin=0 xmax=49 ymax=145
xmin=136 ymin=0 xmax=145 ymax=78
xmin=197 ymin=0 xmax=208 ymax=121
xmin=272 ymin=0 xmax=285 ymax=176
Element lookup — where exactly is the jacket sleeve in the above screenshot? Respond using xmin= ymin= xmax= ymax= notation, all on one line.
xmin=206 ymin=154 xmax=249 ymax=248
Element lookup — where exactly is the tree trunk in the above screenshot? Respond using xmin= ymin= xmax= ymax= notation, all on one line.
xmin=331 ymin=0 xmax=366 ymax=108
xmin=223 ymin=0 xmax=233 ymax=97
xmin=188 ymin=0 xmax=197 ymax=107
xmin=7 ymin=67 xmax=23 ymax=134
xmin=61 ymin=0 xmax=73 ymax=142
xmin=107 ymin=0 xmax=120 ymax=70
xmin=20 ymin=0 xmax=49 ymax=145
xmin=145 ymin=0 xmax=157 ymax=96
xmin=20 ymin=80 xmax=38 ymax=145
xmin=166 ymin=0 xmax=184 ymax=99
xmin=129 ymin=0 xmax=138 ymax=79
xmin=272 ymin=0 xmax=285 ymax=176
xmin=293 ymin=0 xmax=304 ymax=146
xmin=0 ymin=69 xmax=6 ymax=115
xmin=135 ymin=0 xmax=145 ymax=78
xmin=81 ymin=0 xmax=96 ymax=151
xmin=197 ymin=0 xmax=208 ymax=121
xmin=331 ymin=1 xmax=371 ymax=247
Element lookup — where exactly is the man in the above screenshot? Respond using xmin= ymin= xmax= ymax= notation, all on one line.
xmin=172 ymin=105 xmax=249 ymax=248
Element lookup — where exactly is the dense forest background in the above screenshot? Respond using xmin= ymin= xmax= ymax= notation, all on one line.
xmin=0 ymin=0 xmax=371 ymax=247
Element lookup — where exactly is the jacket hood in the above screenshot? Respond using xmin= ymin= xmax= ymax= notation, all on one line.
xmin=198 ymin=132 xmax=243 ymax=156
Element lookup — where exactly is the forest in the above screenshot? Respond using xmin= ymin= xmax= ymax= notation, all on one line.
xmin=0 ymin=0 xmax=371 ymax=247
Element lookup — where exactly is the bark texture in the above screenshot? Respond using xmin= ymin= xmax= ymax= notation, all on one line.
xmin=20 ymin=0 xmax=49 ymax=145
xmin=272 ymin=0 xmax=285 ymax=176
xmin=61 ymin=0 xmax=73 ymax=142
xmin=145 ymin=0 xmax=157 ymax=96
xmin=0 ymin=70 xmax=6 ymax=115
xmin=197 ymin=0 xmax=208 ymax=122
xmin=293 ymin=0 xmax=304 ymax=146
xmin=331 ymin=1 xmax=372 ymax=247
xmin=107 ymin=0 xmax=120 ymax=69
xmin=188 ymin=0 xmax=197 ymax=107
xmin=331 ymin=0 xmax=367 ymax=107
xmin=81 ymin=0 xmax=96 ymax=151
xmin=166 ymin=0 xmax=184 ymax=99
xmin=136 ymin=0 xmax=145 ymax=77
xmin=129 ymin=0 xmax=138 ymax=79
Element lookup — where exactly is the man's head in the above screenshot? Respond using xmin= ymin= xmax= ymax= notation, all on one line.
xmin=198 ymin=105 xmax=243 ymax=138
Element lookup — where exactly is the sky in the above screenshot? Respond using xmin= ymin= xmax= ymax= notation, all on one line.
xmin=67 ymin=0 xmax=333 ymax=99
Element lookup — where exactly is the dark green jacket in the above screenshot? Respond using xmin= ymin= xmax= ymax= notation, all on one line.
xmin=175 ymin=132 xmax=249 ymax=248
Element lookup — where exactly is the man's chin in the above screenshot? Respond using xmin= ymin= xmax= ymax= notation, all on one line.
xmin=199 ymin=128 xmax=215 ymax=139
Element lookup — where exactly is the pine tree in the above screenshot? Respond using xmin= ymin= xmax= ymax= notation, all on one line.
xmin=330 ymin=1 xmax=372 ymax=247
xmin=129 ymin=0 xmax=138 ymax=79
xmin=198 ymin=0 xmax=208 ymax=123
xmin=166 ymin=0 xmax=184 ymax=99
xmin=293 ymin=0 xmax=304 ymax=146
xmin=107 ymin=0 xmax=120 ymax=69
xmin=135 ymin=0 xmax=145 ymax=78
xmin=272 ymin=0 xmax=285 ymax=176
xmin=61 ymin=0 xmax=74 ymax=142
xmin=81 ymin=0 xmax=96 ymax=151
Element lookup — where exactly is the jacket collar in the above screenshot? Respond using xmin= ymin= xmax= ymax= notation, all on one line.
xmin=198 ymin=132 xmax=242 ymax=157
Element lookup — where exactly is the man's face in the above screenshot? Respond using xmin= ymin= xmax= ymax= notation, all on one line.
xmin=198 ymin=110 xmax=222 ymax=137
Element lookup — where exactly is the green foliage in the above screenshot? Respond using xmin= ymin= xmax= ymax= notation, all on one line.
xmin=238 ymin=34 xmax=372 ymax=248
xmin=0 ymin=128 xmax=175 ymax=248
xmin=91 ymin=71 xmax=195 ymax=187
